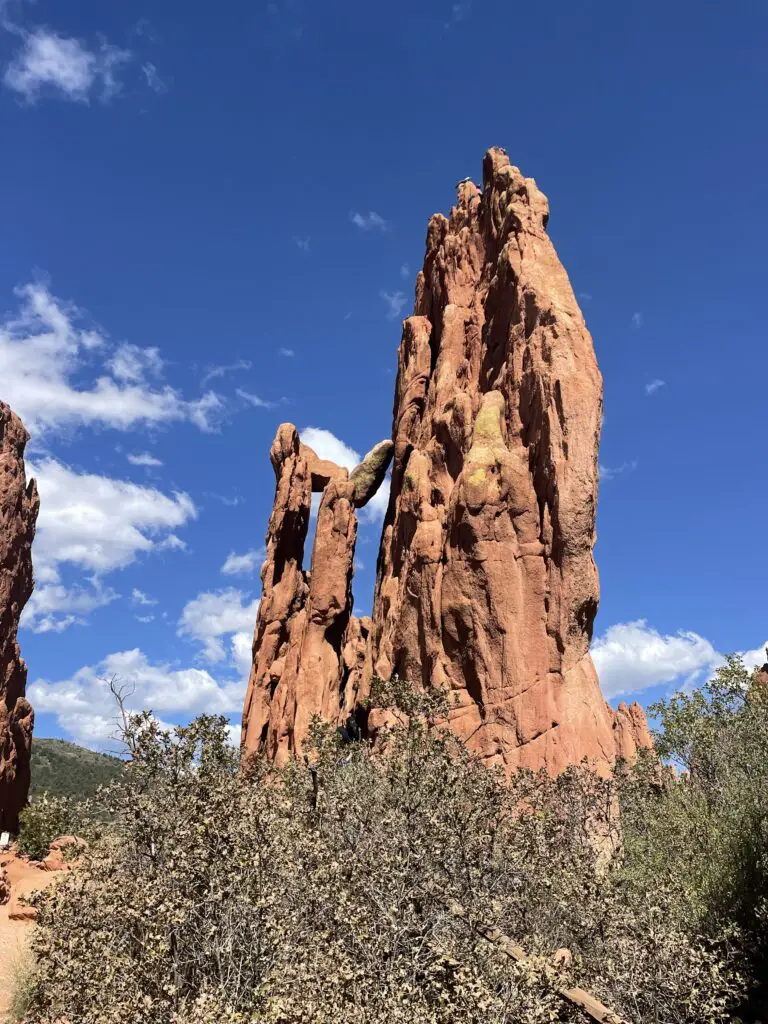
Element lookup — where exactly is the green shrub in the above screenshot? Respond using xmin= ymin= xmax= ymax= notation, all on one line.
xmin=21 ymin=697 xmax=745 ymax=1024
xmin=619 ymin=654 xmax=768 ymax=1011
xmin=30 ymin=738 xmax=124 ymax=801
xmin=16 ymin=794 xmax=77 ymax=861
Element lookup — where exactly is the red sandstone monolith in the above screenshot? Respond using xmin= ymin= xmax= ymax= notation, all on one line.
xmin=241 ymin=428 xmax=392 ymax=763
xmin=363 ymin=148 xmax=650 ymax=773
xmin=0 ymin=403 xmax=39 ymax=833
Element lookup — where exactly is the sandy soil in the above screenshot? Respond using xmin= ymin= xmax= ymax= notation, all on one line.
xmin=0 ymin=852 xmax=61 ymax=1023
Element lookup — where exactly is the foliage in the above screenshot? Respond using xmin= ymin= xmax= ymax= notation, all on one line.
xmin=620 ymin=654 xmax=768 ymax=1001
xmin=16 ymin=794 xmax=77 ymax=861
xmin=30 ymin=738 xmax=124 ymax=801
xmin=20 ymin=694 xmax=746 ymax=1024
xmin=8 ymin=950 xmax=38 ymax=1024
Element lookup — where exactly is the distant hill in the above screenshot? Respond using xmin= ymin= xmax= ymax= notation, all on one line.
xmin=30 ymin=738 xmax=124 ymax=801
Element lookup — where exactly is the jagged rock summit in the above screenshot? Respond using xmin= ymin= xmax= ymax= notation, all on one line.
xmin=0 ymin=403 xmax=39 ymax=832
xmin=241 ymin=427 xmax=393 ymax=764
xmin=242 ymin=148 xmax=651 ymax=774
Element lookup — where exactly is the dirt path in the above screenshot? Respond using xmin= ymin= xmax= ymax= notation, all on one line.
xmin=0 ymin=853 xmax=61 ymax=1023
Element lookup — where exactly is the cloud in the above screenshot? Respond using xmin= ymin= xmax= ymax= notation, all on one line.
xmin=200 ymin=359 xmax=251 ymax=387
xmin=599 ymin=460 xmax=637 ymax=482
xmin=29 ymin=648 xmax=247 ymax=748
xmin=236 ymin=388 xmax=277 ymax=410
xmin=351 ymin=211 xmax=389 ymax=232
xmin=23 ymin=580 xmax=119 ymax=634
xmin=29 ymin=459 xmax=196 ymax=583
xmin=221 ymin=549 xmax=265 ymax=576
xmin=177 ymin=588 xmax=259 ymax=664
xmin=299 ymin=427 xmax=358 ymax=470
xmin=278 ymin=347 xmax=295 ymax=358
xmin=400 ymin=263 xmax=410 ymax=279
xmin=4 ymin=28 xmax=131 ymax=103
xmin=380 ymin=290 xmax=407 ymax=320
xmin=0 ymin=282 xmax=222 ymax=437
xmin=131 ymin=588 xmax=157 ymax=606
xmin=108 ymin=343 xmax=163 ymax=383
xmin=141 ymin=61 xmax=166 ymax=93
xmin=591 ymin=620 xmax=721 ymax=699
xmin=127 ymin=452 xmax=163 ymax=468
xmin=298 ymin=427 xmax=390 ymax=524
xmin=631 ymin=312 xmax=644 ymax=329
xmin=295 ymin=238 xmax=310 ymax=252
xmin=645 ymin=379 xmax=666 ymax=395
xmin=444 ymin=0 xmax=471 ymax=28
xmin=360 ymin=475 xmax=390 ymax=523
xmin=578 ymin=291 xmax=593 ymax=302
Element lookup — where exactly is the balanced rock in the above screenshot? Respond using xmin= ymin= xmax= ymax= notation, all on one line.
xmin=362 ymin=148 xmax=650 ymax=774
xmin=0 ymin=404 xmax=39 ymax=833
xmin=241 ymin=426 xmax=392 ymax=763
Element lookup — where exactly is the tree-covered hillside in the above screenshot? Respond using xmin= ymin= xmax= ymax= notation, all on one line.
xmin=30 ymin=738 xmax=124 ymax=801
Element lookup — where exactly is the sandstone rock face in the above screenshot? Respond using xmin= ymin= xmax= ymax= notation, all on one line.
xmin=363 ymin=148 xmax=650 ymax=774
xmin=0 ymin=404 xmax=39 ymax=833
xmin=241 ymin=427 xmax=392 ymax=764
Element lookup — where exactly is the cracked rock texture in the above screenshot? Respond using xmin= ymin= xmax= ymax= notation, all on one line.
xmin=0 ymin=403 xmax=39 ymax=833
xmin=241 ymin=148 xmax=650 ymax=776
xmin=361 ymin=148 xmax=650 ymax=773
xmin=241 ymin=427 xmax=392 ymax=763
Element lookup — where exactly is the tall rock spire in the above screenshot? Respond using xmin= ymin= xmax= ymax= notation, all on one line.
xmin=240 ymin=426 xmax=392 ymax=764
xmin=363 ymin=148 xmax=650 ymax=772
xmin=241 ymin=148 xmax=650 ymax=775
xmin=0 ymin=403 xmax=39 ymax=832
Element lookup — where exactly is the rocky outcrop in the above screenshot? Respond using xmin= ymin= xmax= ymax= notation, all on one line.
xmin=362 ymin=148 xmax=650 ymax=774
xmin=0 ymin=403 xmax=39 ymax=833
xmin=241 ymin=147 xmax=650 ymax=777
xmin=241 ymin=428 xmax=392 ymax=764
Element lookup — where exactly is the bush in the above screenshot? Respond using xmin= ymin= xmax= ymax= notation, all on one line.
xmin=16 ymin=794 xmax=77 ymax=861
xmin=619 ymin=654 xmax=768 ymax=1010
xmin=21 ymin=694 xmax=745 ymax=1024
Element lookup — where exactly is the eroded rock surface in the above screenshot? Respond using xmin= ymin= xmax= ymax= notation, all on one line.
xmin=241 ymin=426 xmax=392 ymax=763
xmin=363 ymin=148 xmax=650 ymax=774
xmin=0 ymin=404 xmax=39 ymax=833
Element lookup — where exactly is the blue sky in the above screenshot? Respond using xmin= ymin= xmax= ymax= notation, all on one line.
xmin=1 ymin=0 xmax=766 ymax=748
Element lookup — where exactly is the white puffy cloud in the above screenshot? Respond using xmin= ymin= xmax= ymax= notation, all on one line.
xmin=127 ymin=452 xmax=163 ymax=468
xmin=29 ymin=458 xmax=196 ymax=581
xmin=299 ymin=427 xmax=358 ymax=470
xmin=23 ymin=580 xmax=119 ymax=633
xmin=108 ymin=343 xmax=163 ymax=383
xmin=4 ymin=28 xmax=131 ymax=103
xmin=591 ymin=620 xmax=721 ymax=698
xmin=298 ymin=427 xmax=390 ymax=523
xmin=360 ymin=475 xmax=390 ymax=523
xmin=0 ymin=282 xmax=222 ymax=437
xmin=631 ymin=312 xmax=644 ymax=329
xmin=221 ymin=549 xmax=264 ymax=576
xmin=177 ymin=588 xmax=258 ymax=664
xmin=131 ymin=588 xmax=157 ymax=606
xmin=29 ymin=648 xmax=247 ymax=748
xmin=645 ymin=379 xmax=666 ymax=396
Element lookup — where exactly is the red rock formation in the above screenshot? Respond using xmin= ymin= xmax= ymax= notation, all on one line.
xmin=363 ymin=148 xmax=650 ymax=774
xmin=0 ymin=403 xmax=39 ymax=833
xmin=241 ymin=428 xmax=392 ymax=764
